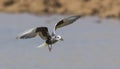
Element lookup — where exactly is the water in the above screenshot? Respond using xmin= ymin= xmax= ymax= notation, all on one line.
xmin=0 ymin=13 xmax=120 ymax=69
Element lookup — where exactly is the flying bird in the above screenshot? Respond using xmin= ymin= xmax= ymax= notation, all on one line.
xmin=16 ymin=15 xmax=81 ymax=52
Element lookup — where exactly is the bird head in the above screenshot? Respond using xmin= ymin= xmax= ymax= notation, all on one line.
xmin=55 ymin=35 xmax=63 ymax=41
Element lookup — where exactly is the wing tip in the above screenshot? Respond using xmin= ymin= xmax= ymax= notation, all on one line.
xmin=71 ymin=15 xmax=84 ymax=19
xmin=16 ymin=35 xmax=27 ymax=39
xmin=73 ymin=15 xmax=82 ymax=19
xmin=16 ymin=36 xmax=20 ymax=39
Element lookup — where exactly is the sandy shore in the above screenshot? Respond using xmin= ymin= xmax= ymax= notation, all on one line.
xmin=0 ymin=0 xmax=120 ymax=18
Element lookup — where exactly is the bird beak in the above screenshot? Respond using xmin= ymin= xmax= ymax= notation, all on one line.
xmin=60 ymin=38 xmax=64 ymax=41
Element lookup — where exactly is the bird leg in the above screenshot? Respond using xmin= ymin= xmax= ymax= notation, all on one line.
xmin=48 ymin=45 xmax=52 ymax=52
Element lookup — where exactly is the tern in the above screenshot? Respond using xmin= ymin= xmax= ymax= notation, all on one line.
xmin=16 ymin=15 xmax=81 ymax=52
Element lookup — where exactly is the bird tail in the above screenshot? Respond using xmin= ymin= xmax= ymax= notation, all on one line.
xmin=37 ymin=42 xmax=48 ymax=48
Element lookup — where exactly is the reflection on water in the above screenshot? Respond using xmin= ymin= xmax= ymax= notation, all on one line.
xmin=0 ymin=14 xmax=120 ymax=69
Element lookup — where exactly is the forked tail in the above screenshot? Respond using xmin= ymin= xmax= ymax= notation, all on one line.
xmin=37 ymin=42 xmax=48 ymax=48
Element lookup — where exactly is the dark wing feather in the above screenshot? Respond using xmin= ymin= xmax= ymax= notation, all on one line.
xmin=36 ymin=27 xmax=51 ymax=40
xmin=55 ymin=15 xmax=81 ymax=30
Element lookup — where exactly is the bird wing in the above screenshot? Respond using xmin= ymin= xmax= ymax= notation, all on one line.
xmin=16 ymin=28 xmax=37 ymax=39
xmin=36 ymin=27 xmax=51 ymax=40
xmin=52 ymin=15 xmax=81 ymax=35
xmin=16 ymin=27 xmax=51 ymax=40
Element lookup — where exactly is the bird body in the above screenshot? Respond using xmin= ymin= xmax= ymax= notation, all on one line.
xmin=16 ymin=15 xmax=81 ymax=52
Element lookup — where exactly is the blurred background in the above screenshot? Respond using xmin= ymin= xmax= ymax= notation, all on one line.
xmin=0 ymin=0 xmax=120 ymax=18
xmin=0 ymin=0 xmax=120 ymax=69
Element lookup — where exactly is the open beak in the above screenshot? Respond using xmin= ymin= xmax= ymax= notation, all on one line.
xmin=60 ymin=38 xmax=64 ymax=41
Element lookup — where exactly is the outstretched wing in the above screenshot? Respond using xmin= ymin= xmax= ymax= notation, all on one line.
xmin=16 ymin=28 xmax=37 ymax=39
xmin=16 ymin=27 xmax=51 ymax=40
xmin=53 ymin=15 xmax=81 ymax=35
